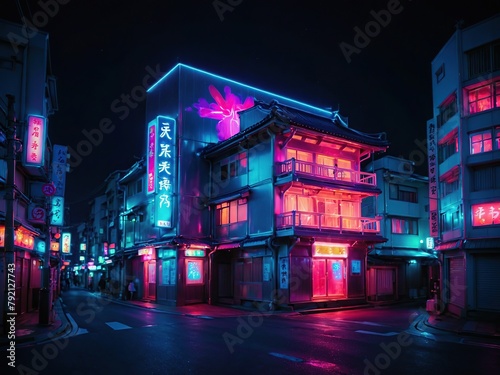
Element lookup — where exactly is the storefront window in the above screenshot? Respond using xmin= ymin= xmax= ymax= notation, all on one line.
xmin=160 ymin=259 xmax=176 ymax=285
xmin=186 ymin=259 xmax=203 ymax=284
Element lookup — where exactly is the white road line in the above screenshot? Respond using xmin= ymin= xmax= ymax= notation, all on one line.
xmin=269 ymin=352 xmax=304 ymax=362
xmin=66 ymin=313 xmax=80 ymax=336
xmin=105 ymin=321 xmax=132 ymax=330
xmin=75 ymin=328 xmax=89 ymax=336
xmin=355 ymin=330 xmax=399 ymax=336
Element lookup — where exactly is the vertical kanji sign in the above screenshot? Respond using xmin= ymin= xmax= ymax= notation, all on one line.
xmin=427 ymin=120 xmax=439 ymax=237
xmin=24 ymin=115 xmax=46 ymax=167
xmin=147 ymin=116 xmax=176 ymax=228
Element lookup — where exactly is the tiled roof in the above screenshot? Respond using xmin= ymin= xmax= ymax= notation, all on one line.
xmin=203 ymin=100 xmax=389 ymax=155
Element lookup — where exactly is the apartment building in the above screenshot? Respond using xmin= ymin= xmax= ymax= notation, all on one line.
xmin=428 ymin=14 xmax=500 ymax=318
xmin=363 ymin=156 xmax=438 ymax=303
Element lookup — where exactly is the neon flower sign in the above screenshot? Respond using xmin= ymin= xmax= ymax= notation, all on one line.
xmin=191 ymin=85 xmax=254 ymax=141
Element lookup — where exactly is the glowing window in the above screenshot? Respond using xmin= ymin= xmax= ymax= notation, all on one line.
xmin=468 ymin=84 xmax=493 ymax=114
xmin=186 ymin=259 xmax=203 ymax=285
xmin=495 ymin=127 xmax=500 ymax=150
xmin=496 ymin=82 xmax=500 ymax=108
xmin=216 ymin=198 xmax=247 ymax=225
xmin=391 ymin=217 xmax=418 ymax=235
xmin=470 ymin=130 xmax=492 ymax=154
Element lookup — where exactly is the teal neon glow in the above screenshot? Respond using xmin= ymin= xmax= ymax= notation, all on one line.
xmin=147 ymin=63 xmax=331 ymax=116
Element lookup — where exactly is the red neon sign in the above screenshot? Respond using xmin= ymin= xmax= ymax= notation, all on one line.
xmin=24 ymin=115 xmax=46 ymax=166
xmin=472 ymin=202 xmax=500 ymax=226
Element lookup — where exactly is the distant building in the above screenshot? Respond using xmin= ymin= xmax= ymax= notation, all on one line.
xmin=428 ymin=13 xmax=500 ymax=318
xmin=363 ymin=156 xmax=438 ymax=303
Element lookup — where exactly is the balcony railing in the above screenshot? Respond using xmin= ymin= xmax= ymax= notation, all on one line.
xmin=276 ymin=211 xmax=381 ymax=234
xmin=275 ymin=158 xmax=376 ymax=186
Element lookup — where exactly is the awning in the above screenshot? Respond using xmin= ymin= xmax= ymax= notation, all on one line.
xmin=463 ymin=238 xmax=500 ymax=249
xmin=435 ymin=240 xmax=462 ymax=251
xmin=217 ymin=243 xmax=241 ymax=250
xmin=369 ymin=249 xmax=438 ymax=259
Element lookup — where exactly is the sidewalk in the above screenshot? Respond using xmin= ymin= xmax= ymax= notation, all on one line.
xmin=423 ymin=312 xmax=500 ymax=338
xmin=2 ymin=291 xmax=499 ymax=348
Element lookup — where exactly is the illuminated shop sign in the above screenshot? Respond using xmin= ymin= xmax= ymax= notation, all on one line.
xmin=103 ymin=242 xmax=108 ymax=256
xmin=185 ymin=249 xmax=206 ymax=257
xmin=109 ymin=243 xmax=115 ymax=255
xmin=52 ymin=145 xmax=68 ymax=195
xmin=189 ymin=85 xmax=254 ymax=141
xmin=186 ymin=259 xmax=203 ymax=284
xmin=158 ymin=249 xmax=176 ymax=258
xmin=313 ymin=242 xmax=348 ymax=257
xmin=0 ymin=226 xmax=35 ymax=250
xmin=138 ymin=247 xmax=154 ymax=256
xmin=472 ymin=202 xmax=500 ymax=226
xmin=62 ymin=232 xmax=71 ymax=254
xmin=146 ymin=116 xmax=175 ymax=227
xmin=147 ymin=120 xmax=157 ymax=194
xmin=80 ymin=243 xmax=86 ymax=251
xmin=50 ymin=196 xmax=65 ymax=226
xmin=427 ymin=121 xmax=439 ymax=237
xmin=24 ymin=115 xmax=46 ymax=167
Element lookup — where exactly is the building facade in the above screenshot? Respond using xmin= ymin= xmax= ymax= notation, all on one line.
xmin=89 ymin=64 xmax=389 ymax=308
xmin=0 ymin=19 xmax=60 ymax=328
xmin=428 ymin=14 xmax=500 ymax=318
xmin=363 ymin=156 xmax=438 ymax=303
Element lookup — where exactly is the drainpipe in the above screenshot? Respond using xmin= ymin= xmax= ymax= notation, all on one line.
xmin=207 ymin=247 xmax=217 ymax=305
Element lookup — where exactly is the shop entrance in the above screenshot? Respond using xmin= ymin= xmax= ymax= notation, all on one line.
xmin=144 ymin=260 xmax=156 ymax=301
xmin=312 ymin=258 xmax=346 ymax=298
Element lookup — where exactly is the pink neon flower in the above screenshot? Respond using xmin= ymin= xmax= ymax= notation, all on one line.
xmin=192 ymin=85 xmax=254 ymax=141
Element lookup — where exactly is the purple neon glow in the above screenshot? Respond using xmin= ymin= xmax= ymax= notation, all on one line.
xmin=191 ymin=85 xmax=254 ymax=141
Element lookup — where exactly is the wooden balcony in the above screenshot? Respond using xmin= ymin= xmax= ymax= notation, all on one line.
xmin=275 ymin=158 xmax=377 ymax=187
xmin=276 ymin=211 xmax=381 ymax=235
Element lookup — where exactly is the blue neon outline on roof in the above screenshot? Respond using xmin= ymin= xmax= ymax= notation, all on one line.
xmin=147 ymin=63 xmax=331 ymax=116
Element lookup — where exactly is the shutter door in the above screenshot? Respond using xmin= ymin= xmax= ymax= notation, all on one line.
xmin=449 ymin=258 xmax=465 ymax=308
xmin=476 ymin=255 xmax=500 ymax=311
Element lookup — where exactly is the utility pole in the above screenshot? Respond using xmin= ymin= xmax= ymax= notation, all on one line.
xmin=3 ymin=94 xmax=17 ymax=334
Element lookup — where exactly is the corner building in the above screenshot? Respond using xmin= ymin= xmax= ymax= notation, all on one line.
xmin=144 ymin=64 xmax=389 ymax=308
xmin=428 ymin=14 xmax=500 ymax=318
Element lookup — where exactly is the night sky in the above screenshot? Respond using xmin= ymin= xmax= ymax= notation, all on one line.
xmin=3 ymin=0 xmax=500 ymax=225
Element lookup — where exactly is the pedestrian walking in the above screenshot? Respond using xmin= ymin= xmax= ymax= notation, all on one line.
xmin=98 ymin=276 xmax=106 ymax=295
xmin=128 ymin=281 xmax=136 ymax=300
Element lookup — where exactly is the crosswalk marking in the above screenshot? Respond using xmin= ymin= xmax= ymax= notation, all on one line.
xmin=105 ymin=321 xmax=132 ymax=330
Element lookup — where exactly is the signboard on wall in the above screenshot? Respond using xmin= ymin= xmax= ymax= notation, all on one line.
xmin=24 ymin=115 xmax=46 ymax=167
xmin=50 ymin=196 xmax=65 ymax=226
xmin=146 ymin=116 xmax=176 ymax=228
xmin=427 ymin=121 xmax=439 ymax=237
xmin=62 ymin=232 xmax=71 ymax=254
xmin=52 ymin=145 xmax=68 ymax=195
xmin=472 ymin=202 xmax=500 ymax=226
xmin=279 ymin=258 xmax=288 ymax=289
